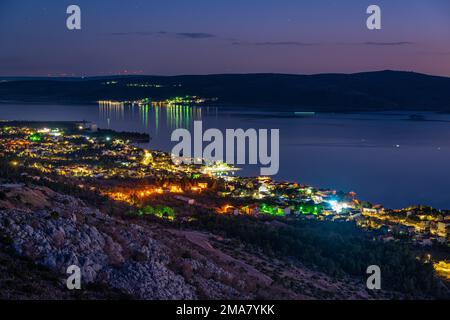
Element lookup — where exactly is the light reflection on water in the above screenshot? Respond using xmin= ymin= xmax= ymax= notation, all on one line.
xmin=98 ymin=102 xmax=205 ymax=133
xmin=1 ymin=102 xmax=450 ymax=209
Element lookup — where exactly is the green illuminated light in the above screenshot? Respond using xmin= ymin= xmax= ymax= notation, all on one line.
xmin=29 ymin=133 xmax=42 ymax=142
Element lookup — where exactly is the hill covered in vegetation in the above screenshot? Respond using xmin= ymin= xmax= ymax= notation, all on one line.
xmin=2 ymin=71 xmax=450 ymax=112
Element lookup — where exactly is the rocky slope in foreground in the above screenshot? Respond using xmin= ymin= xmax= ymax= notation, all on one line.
xmin=0 ymin=183 xmax=399 ymax=300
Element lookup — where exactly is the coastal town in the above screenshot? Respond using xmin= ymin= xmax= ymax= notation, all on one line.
xmin=0 ymin=121 xmax=449 ymax=281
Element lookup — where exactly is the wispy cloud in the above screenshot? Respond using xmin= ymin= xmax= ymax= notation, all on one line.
xmin=110 ymin=31 xmax=413 ymax=48
xmin=111 ymin=31 xmax=154 ymax=36
xmin=362 ymin=41 xmax=414 ymax=46
xmin=111 ymin=31 xmax=216 ymax=39
xmin=233 ymin=41 xmax=317 ymax=47
xmin=232 ymin=41 xmax=414 ymax=47
xmin=176 ymin=32 xmax=216 ymax=39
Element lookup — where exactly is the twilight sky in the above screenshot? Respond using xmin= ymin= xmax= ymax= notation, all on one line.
xmin=1 ymin=0 xmax=450 ymax=76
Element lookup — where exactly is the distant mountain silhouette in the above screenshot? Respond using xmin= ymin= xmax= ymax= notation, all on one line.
xmin=1 ymin=71 xmax=450 ymax=112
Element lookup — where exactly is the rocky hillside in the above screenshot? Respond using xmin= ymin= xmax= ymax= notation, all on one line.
xmin=0 ymin=239 xmax=130 ymax=300
xmin=0 ymin=183 xmax=400 ymax=299
xmin=2 ymin=71 xmax=450 ymax=112
xmin=0 ymin=184 xmax=196 ymax=299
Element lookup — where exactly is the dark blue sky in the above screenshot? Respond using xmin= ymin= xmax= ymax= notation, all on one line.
xmin=1 ymin=0 xmax=450 ymax=76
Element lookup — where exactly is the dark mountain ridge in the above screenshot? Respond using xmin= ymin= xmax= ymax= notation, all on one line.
xmin=1 ymin=70 xmax=450 ymax=112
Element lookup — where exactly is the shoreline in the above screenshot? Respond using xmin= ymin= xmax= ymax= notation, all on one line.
xmin=0 ymin=120 xmax=150 ymax=143
xmin=0 ymin=119 xmax=445 ymax=211
xmin=0 ymin=118 xmax=448 ymax=210
xmin=2 ymin=99 xmax=450 ymax=115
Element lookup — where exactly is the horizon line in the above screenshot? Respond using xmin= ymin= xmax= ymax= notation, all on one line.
xmin=0 ymin=69 xmax=448 ymax=79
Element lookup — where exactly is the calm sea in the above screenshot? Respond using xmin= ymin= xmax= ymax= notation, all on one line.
xmin=1 ymin=103 xmax=450 ymax=209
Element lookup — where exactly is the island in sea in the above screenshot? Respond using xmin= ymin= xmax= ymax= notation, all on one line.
xmin=2 ymin=71 xmax=450 ymax=113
